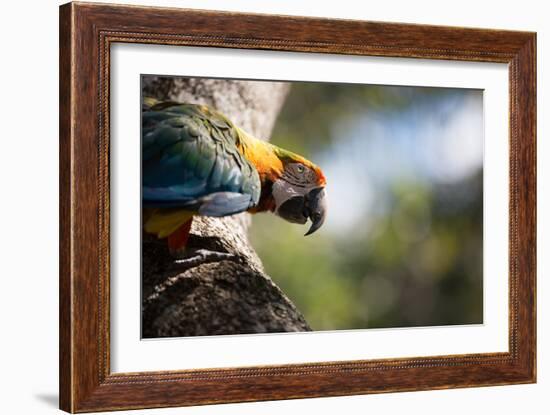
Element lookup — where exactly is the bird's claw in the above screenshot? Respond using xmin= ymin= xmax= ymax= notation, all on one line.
xmin=170 ymin=249 xmax=240 ymax=272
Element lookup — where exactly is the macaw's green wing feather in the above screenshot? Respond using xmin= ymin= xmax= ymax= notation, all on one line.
xmin=142 ymin=102 xmax=261 ymax=217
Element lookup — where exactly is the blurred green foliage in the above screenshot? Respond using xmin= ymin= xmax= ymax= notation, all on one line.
xmin=271 ymin=82 xmax=453 ymax=156
xmin=249 ymin=82 xmax=483 ymax=331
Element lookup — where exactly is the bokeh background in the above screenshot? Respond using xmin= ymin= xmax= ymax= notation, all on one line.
xmin=249 ymin=82 xmax=483 ymax=331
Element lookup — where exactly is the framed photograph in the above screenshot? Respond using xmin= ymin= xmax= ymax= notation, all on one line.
xmin=59 ymin=2 xmax=536 ymax=412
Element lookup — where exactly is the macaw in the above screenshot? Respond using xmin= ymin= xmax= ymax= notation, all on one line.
xmin=142 ymin=98 xmax=327 ymax=265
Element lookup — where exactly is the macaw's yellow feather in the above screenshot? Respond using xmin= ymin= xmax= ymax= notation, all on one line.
xmin=236 ymin=128 xmax=284 ymax=182
xmin=236 ymin=127 xmax=325 ymax=185
xmin=144 ymin=209 xmax=195 ymax=239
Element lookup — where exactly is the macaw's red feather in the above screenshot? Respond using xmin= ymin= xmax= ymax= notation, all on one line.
xmin=248 ymin=187 xmax=277 ymax=213
xmin=167 ymin=218 xmax=193 ymax=254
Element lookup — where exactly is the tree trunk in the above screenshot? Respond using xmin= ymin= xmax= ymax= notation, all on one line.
xmin=141 ymin=76 xmax=311 ymax=337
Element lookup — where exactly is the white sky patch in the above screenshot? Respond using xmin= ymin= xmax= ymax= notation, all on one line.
xmin=321 ymin=159 xmax=374 ymax=233
xmin=316 ymin=90 xmax=483 ymax=236
xmin=422 ymin=94 xmax=484 ymax=182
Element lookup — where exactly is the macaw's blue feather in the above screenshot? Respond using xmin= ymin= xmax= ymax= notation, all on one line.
xmin=198 ymin=192 xmax=253 ymax=217
xmin=142 ymin=101 xmax=261 ymax=217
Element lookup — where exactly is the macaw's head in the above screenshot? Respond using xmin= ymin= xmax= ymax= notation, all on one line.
xmin=271 ymin=148 xmax=327 ymax=236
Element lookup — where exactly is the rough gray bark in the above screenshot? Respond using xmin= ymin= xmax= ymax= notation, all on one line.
xmin=141 ymin=76 xmax=311 ymax=337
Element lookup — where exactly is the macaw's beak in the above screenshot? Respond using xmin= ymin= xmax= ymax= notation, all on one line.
xmin=275 ymin=184 xmax=327 ymax=234
xmin=304 ymin=187 xmax=327 ymax=236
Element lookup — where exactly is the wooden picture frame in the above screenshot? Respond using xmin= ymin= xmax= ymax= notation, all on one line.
xmin=59 ymin=2 xmax=536 ymax=412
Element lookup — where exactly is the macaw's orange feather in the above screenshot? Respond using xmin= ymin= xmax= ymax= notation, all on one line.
xmin=236 ymin=127 xmax=325 ymax=186
xmin=167 ymin=218 xmax=193 ymax=254
xmin=237 ymin=128 xmax=284 ymax=183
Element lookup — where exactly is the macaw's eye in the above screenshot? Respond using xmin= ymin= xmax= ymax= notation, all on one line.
xmin=296 ymin=165 xmax=305 ymax=173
